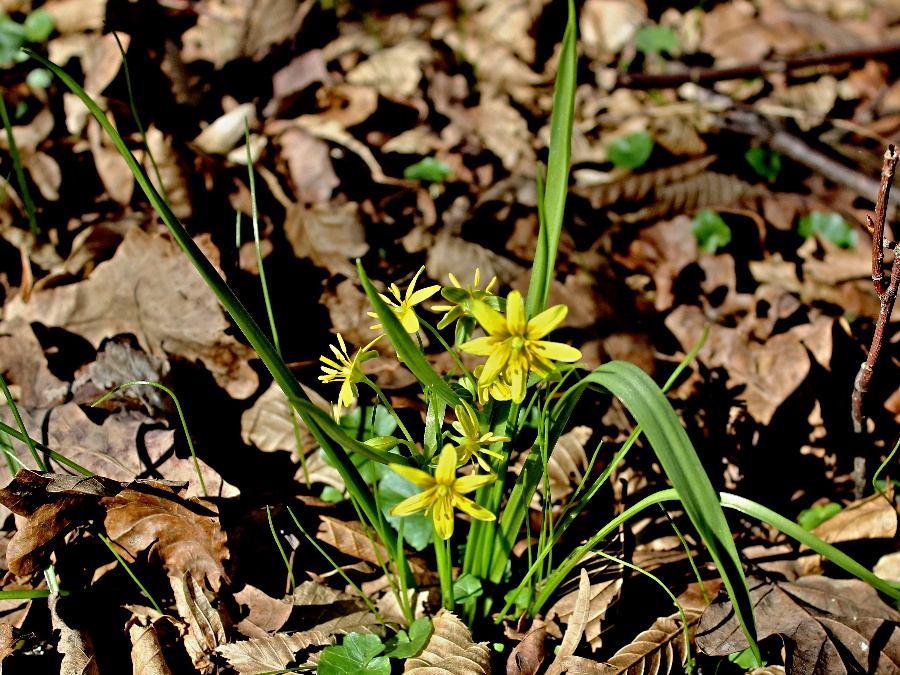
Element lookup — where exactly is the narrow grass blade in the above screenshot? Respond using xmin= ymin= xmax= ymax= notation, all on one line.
xmin=0 ymin=96 xmax=38 ymax=235
xmin=0 ymin=373 xmax=45 ymax=471
xmin=27 ymin=49 xmax=393 ymax=549
xmin=357 ymin=261 xmax=461 ymax=409
xmin=98 ymin=532 xmax=163 ymax=613
xmin=524 ymin=0 xmax=576 ymax=317
xmin=0 ymin=421 xmax=92 ymax=476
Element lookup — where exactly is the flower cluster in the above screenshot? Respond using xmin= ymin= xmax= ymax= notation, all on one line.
xmin=318 ymin=267 xmax=581 ymax=539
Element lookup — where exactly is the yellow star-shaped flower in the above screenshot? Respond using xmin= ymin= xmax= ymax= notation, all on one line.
xmin=431 ymin=268 xmax=498 ymax=330
xmin=460 ymin=290 xmax=581 ymax=403
xmin=447 ymin=401 xmax=508 ymax=472
xmin=389 ymin=446 xmax=495 ymax=540
xmin=318 ymin=333 xmax=381 ymax=419
xmin=368 ymin=266 xmax=440 ymax=334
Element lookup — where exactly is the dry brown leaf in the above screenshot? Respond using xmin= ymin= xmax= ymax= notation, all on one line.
xmin=874 ymin=552 xmax=900 ymax=583
xmin=700 ymin=0 xmax=771 ymax=66
xmin=592 ymin=608 xmax=702 ymax=674
xmin=233 ymin=584 xmax=293 ymax=638
xmin=144 ymin=127 xmax=192 ymax=220
xmin=276 ymin=128 xmax=338 ymax=204
xmin=580 ymin=0 xmax=646 ymax=61
xmin=697 ymin=576 xmax=900 ymax=674
xmin=426 ymin=229 xmax=524 ymax=289
xmin=476 ymin=95 xmax=535 ymax=173
xmin=129 ymin=622 xmax=174 ymax=675
xmin=0 ymin=623 xmax=19 ymax=661
xmin=23 ymin=152 xmax=62 ymax=201
xmin=50 ymin=594 xmax=100 ymax=675
xmin=506 ymin=620 xmax=546 ymax=675
xmin=103 ymin=484 xmax=229 ymax=590
xmin=193 ymin=103 xmax=257 ymax=156
xmin=316 ymin=516 xmax=386 ymax=567
xmin=284 ymin=201 xmax=368 ymax=277
xmin=82 ymin=33 xmax=129 ymax=99
xmin=71 ymin=337 xmax=170 ymax=410
xmin=4 ymin=228 xmax=259 ymax=399
xmin=172 ymin=572 xmax=226 ymax=674
xmin=43 ymin=0 xmax=105 ymax=33
xmin=576 ymin=157 xmax=716 ymax=209
xmin=87 ymin=116 xmax=135 ymax=204
xmin=650 ymin=116 xmax=708 ymax=156
xmin=547 ymin=572 xmax=623 ymax=652
xmin=346 ymin=40 xmax=432 ymax=100
xmin=181 ymin=0 xmax=309 ymax=67
xmin=215 ymin=631 xmax=333 ymax=674
xmin=547 ymin=569 xmax=591 ymax=674
xmin=810 ymin=492 xmax=897 ymax=544
xmin=0 ymin=318 xmax=68 ymax=409
xmin=405 ymin=609 xmax=491 ymax=674
xmin=309 ymin=610 xmax=382 ymax=636
xmin=264 ymin=50 xmax=330 ymax=118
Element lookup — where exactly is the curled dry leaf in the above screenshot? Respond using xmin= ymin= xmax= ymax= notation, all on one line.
xmin=193 ymin=103 xmax=257 ymax=156
xmin=592 ymin=608 xmax=702 ymax=674
xmin=233 ymin=584 xmax=293 ymax=638
xmin=809 ymin=491 xmax=897 ymax=544
xmin=547 ymin=567 xmax=624 ymax=652
xmin=50 ymin=594 xmax=100 ymax=675
xmin=172 ymin=572 xmax=226 ymax=674
xmin=102 ymin=483 xmax=229 ymax=590
xmin=129 ymin=622 xmax=174 ymax=675
xmin=284 ymin=201 xmax=369 ymax=278
xmin=697 ymin=576 xmax=900 ymax=675
xmin=4 ymin=228 xmax=259 ymax=399
xmin=547 ymin=569 xmax=591 ymax=675
xmin=346 ymin=40 xmax=432 ymax=100
xmin=506 ymin=620 xmax=546 ymax=675
xmin=404 ymin=608 xmax=491 ymax=674
xmin=71 ymin=337 xmax=170 ymax=411
xmin=215 ymin=631 xmax=333 ymax=674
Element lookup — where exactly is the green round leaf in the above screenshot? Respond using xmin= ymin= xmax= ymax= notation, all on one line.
xmin=607 ymin=131 xmax=653 ymax=170
xmin=797 ymin=211 xmax=858 ymax=249
xmin=692 ymin=208 xmax=732 ymax=253
xmin=404 ymin=156 xmax=452 ymax=183
xmin=379 ymin=471 xmax=434 ymax=551
xmin=634 ymin=25 xmax=679 ymax=56
xmin=744 ymin=146 xmax=781 ymax=182
xmin=26 ymin=67 xmax=52 ymax=90
xmin=23 ymin=10 xmax=54 ymax=43
xmin=797 ymin=502 xmax=842 ymax=531
xmin=0 ymin=17 xmax=27 ymax=67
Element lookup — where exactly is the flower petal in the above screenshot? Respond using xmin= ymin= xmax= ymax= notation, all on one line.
xmin=454 ymin=472 xmax=496 ymax=494
xmin=527 ymin=304 xmax=568 ymax=339
xmin=453 ymin=494 xmax=496 ymax=522
xmin=531 ymin=340 xmax=582 ymax=362
xmin=508 ymin=356 xmax=527 ymax=403
xmin=460 ymin=335 xmax=498 ymax=356
xmin=405 ymin=266 xmax=426 ymax=300
xmin=399 ymin=309 xmax=420 ymax=333
xmin=390 ymin=463 xmax=436 ymax=489
xmin=506 ymin=291 xmax=526 ymax=334
xmin=471 ymin=300 xmax=507 ymax=336
xmin=435 ymin=445 xmax=457 ymax=484
xmin=390 ymin=488 xmax=436 ymax=516
xmin=408 ymin=284 xmax=441 ymax=306
xmin=432 ymin=495 xmax=455 ymax=540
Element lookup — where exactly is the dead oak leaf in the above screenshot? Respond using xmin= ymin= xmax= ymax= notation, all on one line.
xmin=697 ymin=576 xmax=900 ymax=675
xmin=102 ymin=484 xmax=229 ymax=590
xmin=346 ymin=40 xmax=432 ymax=101
xmin=4 ymin=227 xmax=258 ymax=399
xmin=284 ymin=201 xmax=368 ymax=278
xmin=0 ymin=318 xmax=68 ymax=410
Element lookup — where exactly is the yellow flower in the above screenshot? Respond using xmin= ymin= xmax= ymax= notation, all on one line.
xmin=460 ymin=290 xmax=581 ymax=403
xmin=318 ymin=333 xmax=381 ymax=419
xmin=473 ymin=365 xmax=512 ymax=406
xmin=368 ymin=266 xmax=440 ymax=333
xmin=447 ymin=401 xmax=508 ymax=472
xmin=389 ymin=446 xmax=496 ymax=540
xmin=431 ymin=269 xmax=499 ymax=330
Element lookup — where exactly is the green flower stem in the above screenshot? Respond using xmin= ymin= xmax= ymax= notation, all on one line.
xmin=434 ymin=536 xmax=453 ymax=609
xmin=0 ymin=96 xmax=38 ymax=236
xmin=29 ymin=49 xmax=394 ymax=551
xmin=362 ymin=377 xmax=414 ymax=446
xmin=418 ymin=318 xmax=475 ymax=387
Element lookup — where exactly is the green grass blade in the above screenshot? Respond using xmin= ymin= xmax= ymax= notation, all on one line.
xmin=27 ymin=49 xmax=393 ymax=549
xmin=98 ymin=532 xmax=163 ymax=613
xmin=357 ymin=261 xmax=461 ymax=409
xmin=524 ymin=0 xmax=576 ymax=317
xmin=0 ymin=373 xmax=45 ymax=471
xmin=721 ymin=493 xmax=900 ymax=600
xmin=0 ymin=421 xmax=92 ymax=476
xmin=0 ymin=96 xmax=38 ymax=236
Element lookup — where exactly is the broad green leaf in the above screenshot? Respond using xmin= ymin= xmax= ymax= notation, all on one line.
xmin=384 ymin=618 xmax=432 ymax=659
xmin=798 ymin=211 xmax=857 ymax=249
xmin=745 ymin=146 xmax=781 ymax=182
xmin=379 ymin=471 xmax=433 ymax=551
xmin=318 ymin=633 xmax=390 ymax=675
xmin=404 ymin=157 xmax=451 ymax=183
xmin=0 ymin=17 xmax=26 ymax=67
xmin=525 ymin=0 xmax=576 ymax=317
xmin=608 ymin=131 xmax=654 ymax=170
xmin=797 ymin=502 xmax=842 ymax=530
xmin=23 ymin=10 xmax=54 ymax=43
xmin=692 ymin=208 xmax=732 ymax=253
xmin=634 ymin=25 xmax=679 ymax=56
xmin=357 ymin=262 xmax=461 ymax=409
xmin=452 ymin=573 xmax=484 ymax=602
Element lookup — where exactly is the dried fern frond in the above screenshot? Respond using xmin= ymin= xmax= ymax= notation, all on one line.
xmin=580 ymin=156 xmax=715 ymax=209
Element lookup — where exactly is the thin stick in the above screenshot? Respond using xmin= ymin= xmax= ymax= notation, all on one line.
xmin=851 ymin=145 xmax=898 ymax=440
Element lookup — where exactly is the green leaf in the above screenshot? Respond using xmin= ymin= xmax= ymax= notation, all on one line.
xmin=797 ymin=502 xmax=842 ymax=530
xmin=404 ymin=157 xmax=452 ymax=183
xmin=525 ymin=0 xmax=576 ymax=317
xmin=634 ymin=25 xmax=679 ymax=56
xmin=23 ymin=10 xmax=54 ymax=43
xmin=25 ymin=67 xmax=51 ymax=89
xmin=318 ymin=633 xmax=390 ymax=675
xmin=0 ymin=17 xmax=27 ymax=67
xmin=320 ymin=485 xmax=345 ymax=503
xmin=692 ymin=208 xmax=732 ymax=253
xmin=744 ymin=146 xmax=781 ymax=182
xmin=384 ymin=618 xmax=432 ymax=659
xmin=379 ymin=471 xmax=433 ymax=551
xmin=798 ymin=211 xmax=858 ymax=249
xmin=453 ymin=572 xmax=484 ymax=602
xmin=607 ymin=131 xmax=654 ymax=170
